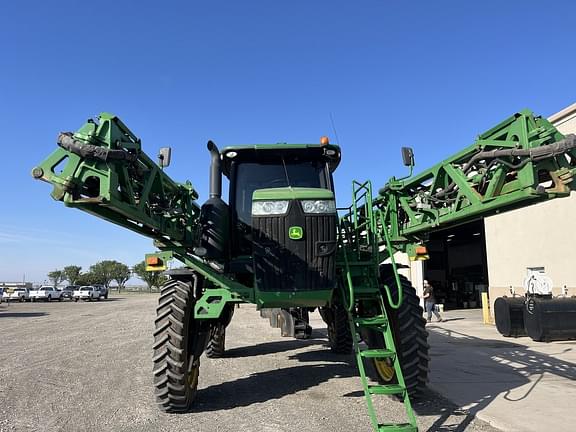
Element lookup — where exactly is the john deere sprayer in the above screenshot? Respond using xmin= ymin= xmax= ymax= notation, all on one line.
xmin=33 ymin=110 xmax=576 ymax=431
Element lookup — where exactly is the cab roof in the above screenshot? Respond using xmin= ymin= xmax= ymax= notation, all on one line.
xmin=220 ymin=143 xmax=341 ymax=177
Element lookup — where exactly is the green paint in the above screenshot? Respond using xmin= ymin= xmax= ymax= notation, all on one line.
xmin=255 ymin=290 xmax=333 ymax=308
xmin=194 ymin=288 xmax=244 ymax=319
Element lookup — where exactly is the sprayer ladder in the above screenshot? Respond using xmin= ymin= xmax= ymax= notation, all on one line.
xmin=340 ymin=180 xmax=418 ymax=432
xmin=346 ymin=292 xmax=418 ymax=432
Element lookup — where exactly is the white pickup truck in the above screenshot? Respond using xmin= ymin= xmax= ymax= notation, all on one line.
xmin=29 ymin=286 xmax=63 ymax=302
xmin=9 ymin=288 xmax=31 ymax=302
xmin=73 ymin=286 xmax=100 ymax=302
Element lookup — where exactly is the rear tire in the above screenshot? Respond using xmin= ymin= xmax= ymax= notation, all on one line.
xmin=153 ymin=278 xmax=206 ymax=412
xmin=365 ymin=269 xmax=429 ymax=398
xmin=205 ymin=324 xmax=226 ymax=358
xmin=321 ymin=303 xmax=353 ymax=354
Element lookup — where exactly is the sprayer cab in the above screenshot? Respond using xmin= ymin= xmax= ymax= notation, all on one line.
xmin=200 ymin=142 xmax=341 ymax=302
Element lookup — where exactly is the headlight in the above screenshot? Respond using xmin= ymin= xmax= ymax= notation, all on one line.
xmin=252 ymin=200 xmax=290 ymax=216
xmin=301 ymin=200 xmax=336 ymax=214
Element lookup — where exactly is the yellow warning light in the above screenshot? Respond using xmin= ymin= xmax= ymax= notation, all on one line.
xmin=320 ymin=136 xmax=330 ymax=146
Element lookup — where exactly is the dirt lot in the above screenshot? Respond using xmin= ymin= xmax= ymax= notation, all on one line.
xmin=0 ymin=296 xmax=499 ymax=432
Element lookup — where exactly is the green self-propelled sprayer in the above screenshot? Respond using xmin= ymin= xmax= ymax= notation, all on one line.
xmin=33 ymin=110 xmax=576 ymax=431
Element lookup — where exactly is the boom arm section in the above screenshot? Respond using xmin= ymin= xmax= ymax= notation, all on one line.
xmin=32 ymin=113 xmax=201 ymax=248
xmin=376 ymin=110 xmax=576 ymax=256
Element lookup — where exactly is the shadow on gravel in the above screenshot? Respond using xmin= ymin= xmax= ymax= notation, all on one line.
xmin=196 ymin=347 xmax=357 ymax=411
xmin=65 ymin=298 xmax=124 ymax=304
xmin=224 ymin=338 xmax=325 ymax=358
xmin=0 ymin=312 xmax=48 ymax=318
xmin=197 ymin=343 xmax=479 ymax=431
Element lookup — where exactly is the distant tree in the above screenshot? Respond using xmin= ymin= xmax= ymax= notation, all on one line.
xmin=134 ymin=261 xmax=166 ymax=292
xmin=110 ymin=262 xmax=131 ymax=293
xmin=62 ymin=265 xmax=82 ymax=285
xmin=47 ymin=270 xmax=65 ymax=287
xmin=75 ymin=272 xmax=101 ymax=286
xmin=89 ymin=260 xmax=118 ymax=289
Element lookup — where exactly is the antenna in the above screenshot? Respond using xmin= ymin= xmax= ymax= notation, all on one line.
xmin=329 ymin=112 xmax=341 ymax=145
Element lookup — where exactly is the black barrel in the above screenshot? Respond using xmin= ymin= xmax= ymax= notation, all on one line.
xmin=523 ymin=297 xmax=576 ymax=342
xmin=494 ymin=297 xmax=527 ymax=337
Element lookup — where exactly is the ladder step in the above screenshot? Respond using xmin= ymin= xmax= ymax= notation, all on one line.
xmin=354 ymin=315 xmax=387 ymax=327
xmin=360 ymin=349 xmax=396 ymax=359
xmin=368 ymin=384 xmax=406 ymax=395
xmin=378 ymin=423 xmax=417 ymax=432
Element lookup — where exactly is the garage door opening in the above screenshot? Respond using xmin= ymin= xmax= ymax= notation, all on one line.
xmin=424 ymin=220 xmax=488 ymax=310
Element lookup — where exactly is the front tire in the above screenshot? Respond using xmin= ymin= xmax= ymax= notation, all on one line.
xmin=153 ymin=278 xmax=207 ymax=412
xmin=365 ymin=269 xmax=429 ymax=398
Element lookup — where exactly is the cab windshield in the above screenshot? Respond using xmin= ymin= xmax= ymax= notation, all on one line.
xmin=233 ymin=158 xmax=329 ymax=224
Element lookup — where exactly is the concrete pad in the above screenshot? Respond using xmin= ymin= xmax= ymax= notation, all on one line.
xmin=427 ymin=309 xmax=576 ymax=432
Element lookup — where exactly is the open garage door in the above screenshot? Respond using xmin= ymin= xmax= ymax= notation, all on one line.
xmin=424 ymin=220 xmax=488 ymax=310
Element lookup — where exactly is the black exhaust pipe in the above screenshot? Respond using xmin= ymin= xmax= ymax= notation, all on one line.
xmin=207 ymin=140 xmax=221 ymax=199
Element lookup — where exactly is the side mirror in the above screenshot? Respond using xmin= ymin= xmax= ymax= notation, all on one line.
xmin=401 ymin=147 xmax=414 ymax=167
xmin=158 ymin=147 xmax=172 ymax=168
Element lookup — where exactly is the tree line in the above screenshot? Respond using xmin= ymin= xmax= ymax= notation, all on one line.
xmin=46 ymin=260 xmax=166 ymax=293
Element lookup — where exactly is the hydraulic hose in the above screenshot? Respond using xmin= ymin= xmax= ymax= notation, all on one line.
xmin=57 ymin=132 xmax=137 ymax=162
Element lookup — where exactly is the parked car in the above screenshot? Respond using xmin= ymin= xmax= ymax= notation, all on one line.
xmin=59 ymin=285 xmax=77 ymax=300
xmin=73 ymin=286 xmax=100 ymax=301
xmin=9 ymin=288 xmax=30 ymax=302
xmin=93 ymin=284 xmax=109 ymax=300
xmin=0 ymin=288 xmax=4 ymax=303
xmin=29 ymin=286 xmax=63 ymax=302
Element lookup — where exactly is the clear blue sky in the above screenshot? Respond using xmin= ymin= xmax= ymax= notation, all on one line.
xmin=1 ymin=1 xmax=575 ymax=283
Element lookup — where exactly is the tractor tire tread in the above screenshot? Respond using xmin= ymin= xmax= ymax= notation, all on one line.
xmin=328 ymin=304 xmax=353 ymax=354
xmin=371 ymin=272 xmax=430 ymax=398
xmin=153 ymin=279 xmax=196 ymax=413
xmin=205 ymin=325 xmax=226 ymax=358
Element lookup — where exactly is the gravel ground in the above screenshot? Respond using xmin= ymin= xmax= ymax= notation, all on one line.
xmin=0 ymin=296 xmax=501 ymax=432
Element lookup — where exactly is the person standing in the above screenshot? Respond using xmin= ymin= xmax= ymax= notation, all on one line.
xmin=423 ymin=280 xmax=442 ymax=323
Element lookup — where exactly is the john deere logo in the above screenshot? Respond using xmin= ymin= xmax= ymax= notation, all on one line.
xmin=289 ymin=226 xmax=303 ymax=240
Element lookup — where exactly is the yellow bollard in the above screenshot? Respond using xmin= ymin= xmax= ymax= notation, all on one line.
xmin=481 ymin=292 xmax=493 ymax=325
